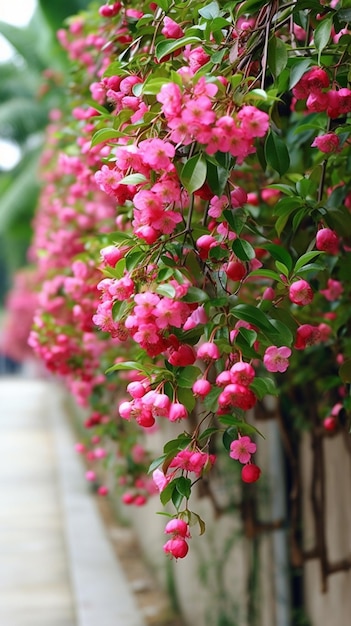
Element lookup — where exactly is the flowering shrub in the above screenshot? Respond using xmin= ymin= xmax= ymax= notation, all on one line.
xmin=14 ymin=0 xmax=351 ymax=569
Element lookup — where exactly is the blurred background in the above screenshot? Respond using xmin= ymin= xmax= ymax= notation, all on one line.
xmin=0 ymin=0 xmax=90 ymax=306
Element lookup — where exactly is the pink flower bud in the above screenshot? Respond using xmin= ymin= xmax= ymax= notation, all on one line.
xmin=163 ymin=537 xmax=189 ymax=559
xmin=165 ymin=519 xmax=189 ymax=537
xmin=316 ymin=228 xmax=339 ymax=254
xmin=192 ymin=379 xmax=212 ymax=398
xmin=100 ymin=245 xmax=123 ymax=267
xmin=197 ymin=341 xmax=220 ymax=361
xmin=241 ymin=464 xmax=261 ymax=483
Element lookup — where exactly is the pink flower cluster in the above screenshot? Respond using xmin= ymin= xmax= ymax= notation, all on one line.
xmin=119 ymin=386 xmax=189 ymax=427
xmin=163 ymin=518 xmax=190 ymax=559
xmin=293 ymin=67 xmax=351 ymax=119
xmin=157 ymin=77 xmax=269 ymax=162
xmin=217 ymin=361 xmax=257 ymax=411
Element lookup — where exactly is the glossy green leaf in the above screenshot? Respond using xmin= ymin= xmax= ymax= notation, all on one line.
xmin=262 ymin=243 xmax=293 ymax=272
xmin=231 ymin=303 xmax=277 ymax=332
xmin=232 ymin=238 xmax=256 ymax=261
xmin=155 ymin=36 xmax=202 ymax=61
xmin=268 ymin=36 xmax=288 ymax=80
xmin=177 ymin=366 xmax=202 ymax=388
xmin=265 ymin=132 xmax=290 ymax=175
xmin=106 ymin=361 xmax=149 ymax=374
xmin=180 ymin=154 xmax=207 ymax=194
xmin=289 ymin=58 xmax=313 ymax=89
xmin=199 ymin=1 xmax=221 ymax=19
xmin=293 ymin=251 xmax=324 ymax=273
xmin=314 ymin=15 xmax=333 ymax=57
xmin=182 ymin=286 xmax=209 ymax=303
xmin=118 ymin=173 xmax=148 ymax=185
xmin=91 ymin=128 xmax=127 ymax=147
xmin=155 ymin=283 xmax=177 ymax=298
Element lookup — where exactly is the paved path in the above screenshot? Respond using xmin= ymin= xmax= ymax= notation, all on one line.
xmin=0 ymin=378 xmax=146 ymax=626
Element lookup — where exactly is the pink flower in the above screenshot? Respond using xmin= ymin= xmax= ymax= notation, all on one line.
xmin=237 ymin=105 xmax=270 ymax=138
xmin=311 ymin=133 xmax=340 ymax=153
xmin=320 ymin=278 xmax=343 ymax=301
xmin=289 ymin=279 xmax=313 ymax=305
xmin=229 ymin=436 xmax=257 ymax=464
xmin=156 ymin=82 xmax=183 ymax=118
xmin=139 ymin=138 xmax=175 ymax=170
xmin=230 ymin=362 xmax=255 ymax=385
xmin=218 ymin=384 xmax=257 ymax=410
xmin=263 ymin=346 xmax=291 ymax=373
xmin=152 ymin=469 xmax=171 ymax=492
xmin=294 ymin=324 xmax=321 ymax=350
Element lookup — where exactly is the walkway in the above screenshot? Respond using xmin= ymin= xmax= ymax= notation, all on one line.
xmin=0 ymin=377 xmax=146 ymax=626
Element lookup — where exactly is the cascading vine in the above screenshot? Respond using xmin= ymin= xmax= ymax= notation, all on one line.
xmin=15 ymin=0 xmax=351 ymax=573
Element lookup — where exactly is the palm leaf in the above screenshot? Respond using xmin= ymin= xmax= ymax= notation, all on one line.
xmin=0 ymin=148 xmax=41 ymax=234
xmin=0 ymin=21 xmax=46 ymax=71
xmin=0 ymin=99 xmax=47 ymax=144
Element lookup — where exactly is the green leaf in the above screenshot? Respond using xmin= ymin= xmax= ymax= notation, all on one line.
xmin=155 ymin=283 xmax=177 ymax=298
xmin=231 ymin=304 xmax=277 ymax=332
xmin=275 ymin=261 xmax=290 ymax=277
xmin=148 ymin=454 xmax=168 ymax=474
xmin=142 ymin=76 xmax=172 ymax=95
xmin=249 ymin=269 xmax=285 ymax=284
xmin=177 ymin=366 xmax=202 ymax=388
xmin=154 ymin=0 xmax=170 ymax=10
xmin=198 ymin=427 xmax=219 ymax=441
xmin=237 ymin=327 xmax=258 ymax=348
xmin=269 ymin=319 xmax=294 ymax=346
xmin=106 ymin=361 xmax=149 ymax=374
xmin=126 ymin=251 xmax=146 ymax=271
xmin=160 ymin=481 xmax=176 ymax=506
xmin=118 ymin=173 xmax=148 ymax=185
xmin=261 ymin=243 xmax=293 ymax=272
xmin=203 ymin=386 xmax=221 ymax=412
xmin=206 ymin=160 xmax=229 ymax=196
xmin=177 ymin=387 xmax=196 ymax=412
xmin=265 ymin=132 xmax=290 ymax=175
xmin=163 ymin=435 xmax=191 ymax=453
xmin=175 ymin=476 xmax=192 ymax=499
xmin=232 ymin=238 xmax=256 ymax=261
xmin=268 ymin=36 xmax=288 ymax=80
xmin=91 ymin=128 xmax=127 ymax=147
xmin=294 ymin=251 xmax=324 ymax=273
xmin=314 ymin=15 xmax=333 ymax=58
xmin=182 ymin=286 xmax=209 ymax=303
xmin=222 ymin=426 xmax=238 ymax=451
xmin=199 ymin=1 xmax=220 ymax=19
xmin=180 ymin=154 xmax=207 ymax=194
xmin=155 ymin=36 xmax=201 ymax=61
xmin=223 ymin=209 xmax=246 ymax=235
xmin=289 ymin=58 xmax=313 ymax=89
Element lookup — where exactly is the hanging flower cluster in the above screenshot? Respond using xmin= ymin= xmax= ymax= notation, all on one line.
xmin=6 ymin=0 xmax=350 ymax=560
